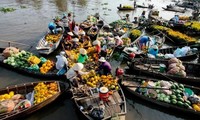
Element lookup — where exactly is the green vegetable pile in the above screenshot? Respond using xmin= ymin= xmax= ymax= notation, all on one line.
xmin=0 ymin=7 xmax=16 ymax=13
xmin=137 ymin=80 xmax=197 ymax=109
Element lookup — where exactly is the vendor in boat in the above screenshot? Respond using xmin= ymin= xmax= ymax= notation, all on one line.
xmin=91 ymin=24 xmax=98 ymax=32
xmin=139 ymin=36 xmax=151 ymax=50
xmin=82 ymin=36 xmax=92 ymax=49
xmin=97 ymin=57 xmax=112 ymax=75
xmin=92 ymin=40 xmax=101 ymax=54
xmin=61 ymin=13 xmax=70 ymax=34
xmin=173 ymin=15 xmax=179 ymax=24
xmin=73 ymin=23 xmax=80 ymax=37
xmin=56 ymin=51 xmax=68 ymax=71
xmin=66 ymin=63 xmax=88 ymax=87
xmin=48 ymin=22 xmax=56 ymax=34
xmin=114 ymin=36 xmax=123 ymax=47
xmin=148 ymin=45 xmax=159 ymax=58
xmin=65 ymin=32 xmax=73 ymax=41
xmin=125 ymin=14 xmax=130 ymax=22
xmin=79 ymin=30 xmax=86 ymax=43
xmin=68 ymin=13 xmax=73 ymax=31
xmin=77 ymin=48 xmax=88 ymax=63
xmin=71 ymin=37 xmax=80 ymax=49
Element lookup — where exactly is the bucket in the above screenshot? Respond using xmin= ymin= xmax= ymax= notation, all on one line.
xmin=159 ymin=64 xmax=166 ymax=73
xmin=184 ymin=88 xmax=194 ymax=97
xmin=99 ymin=87 xmax=109 ymax=101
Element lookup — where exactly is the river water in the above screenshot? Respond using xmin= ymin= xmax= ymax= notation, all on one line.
xmin=0 ymin=0 xmax=195 ymax=120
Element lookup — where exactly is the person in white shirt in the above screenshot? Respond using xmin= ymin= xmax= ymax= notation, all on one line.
xmin=73 ymin=23 xmax=80 ymax=36
xmin=61 ymin=14 xmax=70 ymax=34
xmin=56 ymin=51 xmax=68 ymax=70
xmin=66 ymin=63 xmax=88 ymax=87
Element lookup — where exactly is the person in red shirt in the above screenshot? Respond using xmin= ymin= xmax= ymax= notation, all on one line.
xmin=66 ymin=32 xmax=73 ymax=41
xmin=92 ymin=40 xmax=101 ymax=54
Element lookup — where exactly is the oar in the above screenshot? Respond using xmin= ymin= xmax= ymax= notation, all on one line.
xmin=155 ymin=29 xmax=175 ymax=44
xmin=0 ymin=40 xmax=33 ymax=51
xmin=0 ymin=40 xmax=32 ymax=47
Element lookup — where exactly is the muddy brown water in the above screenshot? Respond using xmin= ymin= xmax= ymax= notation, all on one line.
xmin=0 ymin=0 xmax=196 ymax=120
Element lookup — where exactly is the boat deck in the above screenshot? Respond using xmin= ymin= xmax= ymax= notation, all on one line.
xmin=73 ymin=86 xmax=125 ymax=120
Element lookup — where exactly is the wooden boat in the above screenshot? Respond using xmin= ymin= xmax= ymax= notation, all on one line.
xmin=0 ymin=45 xmax=65 ymax=80
xmin=162 ymin=6 xmax=185 ymax=13
xmin=36 ymin=32 xmax=63 ymax=55
xmin=136 ymin=4 xmax=154 ymax=9
xmin=87 ymin=21 xmax=104 ymax=40
xmin=148 ymin=9 xmax=167 ymax=23
xmin=72 ymin=84 xmax=126 ymax=120
xmin=175 ymin=1 xmax=199 ymax=9
xmin=158 ymin=46 xmax=198 ymax=61
xmin=120 ymin=74 xmax=200 ymax=117
xmin=117 ymin=7 xmax=134 ymax=11
xmin=80 ymin=15 xmax=99 ymax=31
xmin=122 ymin=31 xmax=165 ymax=59
xmin=127 ymin=58 xmax=200 ymax=86
xmin=0 ymin=81 xmax=69 ymax=120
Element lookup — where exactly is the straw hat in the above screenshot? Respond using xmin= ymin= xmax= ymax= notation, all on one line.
xmin=79 ymin=48 xmax=87 ymax=55
xmin=98 ymin=57 xmax=106 ymax=62
xmin=92 ymin=40 xmax=101 ymax=46
xmin=60 ymin=51 xmax=65 ymax=56
xmin=68 ymin=32 xmax=74 ymax=36
xmin=72 ymin=63 xmax=84 ymax=71
xmin=79 ymin=30 xmax=85 ymax=36
xmin=72 ymin=38 xmax=79 ymax=42
xmin=99 ymin=87 xmax=109 ymax=93
xmin=114 ymin=36 xmax=120 ymax=40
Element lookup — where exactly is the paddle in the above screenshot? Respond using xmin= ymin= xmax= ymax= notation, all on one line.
xmin=155 ymin=29 xmax=175 ymax=44
xmin=0 ymin=40 xmax=33 ymax=50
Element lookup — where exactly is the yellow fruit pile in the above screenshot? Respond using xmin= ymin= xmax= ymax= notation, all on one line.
xmin=28 ymin=56 xmax=41 ymax=65
xmin=0 ymin=91 xmax=14 ymax=101
xmin=40 ymin=60 xmax=54 ymax=74
xmin=66 ymin=49 xmax=79 ymax=68
xmin=152 ymin=25 xmax=168 ymax=31
xmin=82 ymin=71 xmax=119 ymax=90
xmin=45 ymin=33 xmax=62 ymax=43
xmin=123 ymin=5 xmax=133 ymax=9
xmin=122 ymin=38 xmax=131 ymax=46
xmin=179 ymin=16 xmax=190 ymax=21
xmin=184 ymin=21 xmax=200 ymax=32
xmin=34 ymin=82 xmax=58 ymax=104
xmin=167 ymin=29 xmax=196 ymax=43
xmin=87 ymin=47 xmax=96 ymax=54
xmin=152 ymin=25 xmax=197 ymax=43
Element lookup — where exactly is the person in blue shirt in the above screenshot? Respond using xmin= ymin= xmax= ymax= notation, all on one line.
xmin=48 ymin=22 xmax=56 ymax=33
xmin=139 ymin=36 xmax=150 ymax=50
xmin=148 ymin=45 xmax=159 ymax=57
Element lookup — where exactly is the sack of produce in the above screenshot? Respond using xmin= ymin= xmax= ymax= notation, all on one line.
xmin=177 ymin=70 xmax=186 ymax=77
xmin=0 ymin=100 xmax=15 ymax=113
xmin=3 ymin=47 xmax=19 ymax=58
xmin=168 ymin=58 xmax=181 ymax=64
xmin=160 ymin=80 xmax=171 ymax=88
xmin=168 ymin=63 xmax=177 ymax=70
xmin=177 ymin=64 xmax=185 ymax=71
xmin=167 ymin=67 xmax=180 ymax=75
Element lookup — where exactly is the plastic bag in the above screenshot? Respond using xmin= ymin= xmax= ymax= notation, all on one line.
xmin=164 ymin=54 xmax=175 ymax=59
xmin=90 ymin=108 xmax=104 ymax=120
xmin=147 ymin=54 xmax=156 ymax=58
xmin=180 ymin=46 xmax=190 ymax=56
xmin=173 ymin=48 xmax=182 ymax=57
